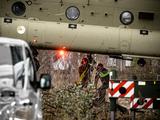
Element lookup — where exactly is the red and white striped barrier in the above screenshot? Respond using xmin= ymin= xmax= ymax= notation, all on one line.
xmin=108 ymin=80 xmax=134 ymax=98
xmin=130 ymin=97 xmax=154 ymax=109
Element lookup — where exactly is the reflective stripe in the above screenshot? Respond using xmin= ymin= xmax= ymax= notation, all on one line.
xmin=80 ymin=67 xmax=88 ymax=81
xmin=99 ymin=71 xmax=109 ymax=78
xmin=76 ymin=66 xmax=89 ymax=85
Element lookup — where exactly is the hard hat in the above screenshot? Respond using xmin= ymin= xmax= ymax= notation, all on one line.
xmin=81 ymin=57 xmax=88 ymax=64
xmin=96 ymin=63 xmax=103 ymax=70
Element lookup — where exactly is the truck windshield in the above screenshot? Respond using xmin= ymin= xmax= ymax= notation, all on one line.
xmin=0 ymin=44 xmax=14 ymax=87
xmin=0 ymin=44 xmax=24 ymax=88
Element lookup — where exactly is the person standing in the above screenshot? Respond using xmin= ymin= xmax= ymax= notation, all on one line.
xmin=94 ymin=63 xmax=110 ymax=105
xmin=78 ymin=57 xmax=90 ymax=88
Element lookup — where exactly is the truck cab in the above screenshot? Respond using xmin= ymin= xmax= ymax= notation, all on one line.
xmin=0 ymin=37 xmax=51 ymax=120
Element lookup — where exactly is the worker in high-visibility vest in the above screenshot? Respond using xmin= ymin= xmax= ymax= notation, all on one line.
xmin=78 ymin=57 xmax=90 ymax=88
xmin=94 ymin=63 xmax=110 ymax=106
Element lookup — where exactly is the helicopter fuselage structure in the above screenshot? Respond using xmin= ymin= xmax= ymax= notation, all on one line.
xmin=0 ymin=0 xmax=160 ymax=58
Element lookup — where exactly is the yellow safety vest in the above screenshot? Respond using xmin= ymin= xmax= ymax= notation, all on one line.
xmin=77 ymin=66 xmax=89 ymax=85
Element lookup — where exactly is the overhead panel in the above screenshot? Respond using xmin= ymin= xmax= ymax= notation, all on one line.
xmin=72 ymin=25 xmax=105 ymax=52
xmin=130 ymin=29 xmax=160 ymax=56
xmin=102 ymin=27 xmax=120 ymax=54
xmin=28 ymin=20 xmax=44 ymax=43
xmin=81 ymin=5 xmax=114 ymax=26
xmin=119 ymin=28 xmax=131 ymax=54
xmin=1 ymin=0 xmax=160 ymax=30
xmin=1 ymin=18 xmax=28 ymax=40
xmin=0 ymin=17 xmax=160 ymax=57
xmin=44 ymin=21 xmax=77 ymax=48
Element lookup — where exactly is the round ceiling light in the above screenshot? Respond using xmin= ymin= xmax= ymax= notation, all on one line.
xmin=120 ymin=11 xmax=134 ymax=25
xmin=17 ymin=26 xmax=26 ymax=34
xmin=12 ymin=1 xmax=26 ymax=16
xmin=65 ymin=6 xmax=80 ymax=20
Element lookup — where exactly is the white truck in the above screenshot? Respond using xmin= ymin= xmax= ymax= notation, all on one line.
xmin=0 ymin=37 xmax=51 ymax=120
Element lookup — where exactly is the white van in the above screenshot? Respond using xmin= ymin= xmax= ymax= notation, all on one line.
xmin=0 ymin=37 xmax=51 ymax=120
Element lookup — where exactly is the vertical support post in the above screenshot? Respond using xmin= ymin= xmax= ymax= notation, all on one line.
xmin=110 ymin=111 xmax=115 ymax=120
xmin=130 ymin=109 xmax=136 ymax=120
xmin=110 ymin=98 xmax=117 ymax=120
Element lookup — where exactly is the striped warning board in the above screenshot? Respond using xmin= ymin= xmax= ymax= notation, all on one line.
xmin=130 ymin=98 xmax=155 ymax=109
xmin=108 ymin=80 xmax=134 ymax=98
